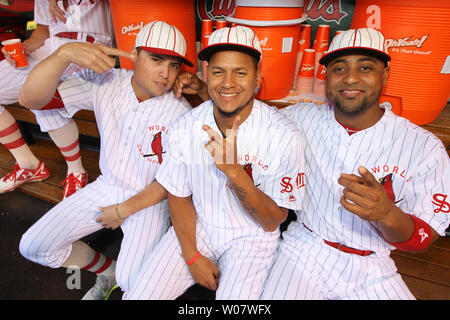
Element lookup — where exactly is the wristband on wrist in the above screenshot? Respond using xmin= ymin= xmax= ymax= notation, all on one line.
xmin=186 ymin=251 xmax=201 ymax=266
xmin=385 ymin=214 xmax=432 ymax=252
xmin=114 ymin=204 xmax=126 ymax=221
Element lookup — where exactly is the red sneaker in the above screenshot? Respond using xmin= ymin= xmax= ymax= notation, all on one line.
xmin=0 ymin=161 xmax=50 ymax=193
xmin=62 ymin=172 xmax=88 ymax=200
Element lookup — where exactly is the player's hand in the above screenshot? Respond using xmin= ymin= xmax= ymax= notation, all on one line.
xmin=1 ymin=46 xmax=16 ymax=67
xmin=48 ymin=0 xmax=69 ymax=23
xmin=95 ymin=203 xmax=130 ymax=230
xmin=338 ymin=166 xmax=397 ymax=225
xmin=173 ymin=71 xmax=207 ymax=98
xmin=188 ymin=255 xmax=220 ymax=291
xmin=58 ymin=42 xmax=130 ymax=74
xmin=202 ymin=116 xmax=241 ymax=174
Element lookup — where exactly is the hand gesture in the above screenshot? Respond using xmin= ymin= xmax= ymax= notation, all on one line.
xmin=59 ymin=42 xmax=129 ymax=74
xmin=202 ymin=116 xmax=241 ymax=174
xmin=338 ymin=166 xmax=397 ymax=224
xmin=173 ymin=71 xmax=206 ymax=97
xmin=95 ymin=203 xmax=128 ymax=230
xmin=188 ymin=255 xmax=220 ymax=291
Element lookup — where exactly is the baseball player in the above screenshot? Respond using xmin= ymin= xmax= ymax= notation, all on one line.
xmin=124 ymin=26 xmax=305 ymax=300
xmin=261 ymin=28 xmax=450 ymax=300
xmin=18 ymin=21 xmax=193 ymax=300
xmin=0 ymin=0 xmax=114 ymax=200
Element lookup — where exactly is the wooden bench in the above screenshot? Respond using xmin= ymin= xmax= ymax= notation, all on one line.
xmin=1 ymin=99 xmax=450 ymax=300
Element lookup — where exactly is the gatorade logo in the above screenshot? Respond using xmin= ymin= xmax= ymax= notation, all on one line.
xmin=122 ymin=22 xmax=144 ymax=35
xmin=385 ymin=35 xmax=429 ymax=49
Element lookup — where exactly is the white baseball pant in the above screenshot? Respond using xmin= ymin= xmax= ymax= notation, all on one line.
xmin=19 ymin=177 xmax=170 ymax=292
xmin=261 ymin=221 xmax=416 ymax=300
xmin=124 ymin=221 xmax=280 ymax=300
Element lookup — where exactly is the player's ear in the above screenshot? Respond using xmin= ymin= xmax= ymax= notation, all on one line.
xmin=382 ymin=64 xmax=390 ymax=86
xmin=255 ymin=67 xmax=262 ymax=90
xmin=130 ymin=46 xmax=137 ymax=63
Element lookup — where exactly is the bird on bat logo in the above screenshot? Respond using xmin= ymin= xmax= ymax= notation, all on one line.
xmin=143 ymin=131 xmax=166 ymax=164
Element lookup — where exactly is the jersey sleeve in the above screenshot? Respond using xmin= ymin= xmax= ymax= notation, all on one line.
xmin=258 ymin=128 xmax=305 ymax=211
xmin=34 ymin=0 xmax=53 ymax=26
xmin=57 ymin=69 xmax=98 ymax=112
xmin=401 ymin=142 xmax=450 ymax=236
xmin=155 ymin=121 xmax=192 ymax=198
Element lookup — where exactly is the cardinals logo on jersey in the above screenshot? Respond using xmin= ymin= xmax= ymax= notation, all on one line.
xmin=143 ymin=131 xmax=165 ymax=164
xmin=379 ymin=173 xmax=402 ymax=204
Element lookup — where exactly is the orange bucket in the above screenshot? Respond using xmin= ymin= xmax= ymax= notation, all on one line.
xmin=351 ymin=0 xmax=450 ymax=125
xmin=226 ymin=0 xmax=307 ymax=100
xmin=109 ymin=0 xmax=197 ymax=74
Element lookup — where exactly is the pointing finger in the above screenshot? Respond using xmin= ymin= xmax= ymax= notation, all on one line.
xmin=99 ymin=45 xmax=131 ymax=59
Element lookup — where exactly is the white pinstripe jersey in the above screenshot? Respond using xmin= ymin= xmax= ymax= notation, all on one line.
xmin=156 ymin=99 xmax=305 ymax=230
xmin=34 ymin=0 xmax=114 ymax=46
xmin=281 ymin=102 xmax=450 ymax=254
xmin=57 ymin=68 xmax=192 ymax=192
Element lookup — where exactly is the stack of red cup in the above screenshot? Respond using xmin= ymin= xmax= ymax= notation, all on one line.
xmin=292 ymin=24 xmax=311 ymax=91
xmin=312 ymin=25 xmax=330 ymax=77
xmin=295 ymin=48 xmax=315 ymax=95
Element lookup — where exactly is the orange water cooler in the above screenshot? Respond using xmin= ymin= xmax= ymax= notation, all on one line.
xmin=351 ymin=0 xmax=450 ymax=125
xmin=226 ymin=0 xmax=307 ymax=100
xmin=109 ymin=0 xmax=197 ymax=74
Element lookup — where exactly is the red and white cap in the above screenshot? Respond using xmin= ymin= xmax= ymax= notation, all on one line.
xmin=319 ymin=28 xmax=391 ymax=66
xmin=198 ymin=25 xmax=262 ymax=62
xmin=135 ymin=20 xmax=193 ymax=67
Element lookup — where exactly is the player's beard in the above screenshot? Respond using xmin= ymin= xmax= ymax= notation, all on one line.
xmin=330 ymin=91 xmax=381 ymax=117
xmin=214 ymin=95 xmax=254 ymax=118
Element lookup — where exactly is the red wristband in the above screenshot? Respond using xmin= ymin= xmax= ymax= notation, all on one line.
xmin=186 ymin=251 xmax=201 ymax=266
xmin=385 ymin=214 xmax=432 ymax=252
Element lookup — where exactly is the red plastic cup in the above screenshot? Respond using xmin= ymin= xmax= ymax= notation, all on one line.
xmin=313 ymin=25 xmax=329 ymax=77
xmin=1 ymin=38 xmax=28 ymax=68
xmin=201 ymin=19 xmax=213 ymax=49
xmin=312 ymin=25 xmax=330 ymax=53
xmin=292 ymin=24 xmax=311 ymax=90
xmin=296 ymin=49 xmax=315 ymax=94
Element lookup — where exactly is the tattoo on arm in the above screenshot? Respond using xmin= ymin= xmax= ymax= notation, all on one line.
xmin=230 ymin=182 xmax=258 ymax=218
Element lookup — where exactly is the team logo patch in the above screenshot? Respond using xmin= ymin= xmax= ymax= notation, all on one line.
xmin=432 ymin=193 xmax=450 ymax=214
xmin=143 ymin=131 xmax=166 ymax=164
xmin=281 ymin=173 xmax=305 ymax=195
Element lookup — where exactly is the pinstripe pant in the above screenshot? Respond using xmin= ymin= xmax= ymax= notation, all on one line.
xmin=261 ymin=221 xmax=415 ymax=300
xmin=19 ymin=176 xmax=170 ymax=293
xmin=124 ymin=221 xmax=280 ymax=300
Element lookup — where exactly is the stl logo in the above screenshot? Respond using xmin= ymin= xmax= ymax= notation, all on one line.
xmin=280 ymin=177 xmax=293 ymax=193
xmin=432 ymin=193 xmax=450 ymax=214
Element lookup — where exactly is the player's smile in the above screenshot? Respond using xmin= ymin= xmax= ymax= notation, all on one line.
xmin=207 ymin=51 xmax=261 ymax=117
xmin=339 ymin=88 xmax=364 ymax=98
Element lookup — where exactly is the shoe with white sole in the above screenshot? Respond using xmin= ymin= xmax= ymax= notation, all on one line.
xmin=0 ymin=161 xmax=50 ymax=193
xmin=81 ymin=274 xmax=118 ymax=300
